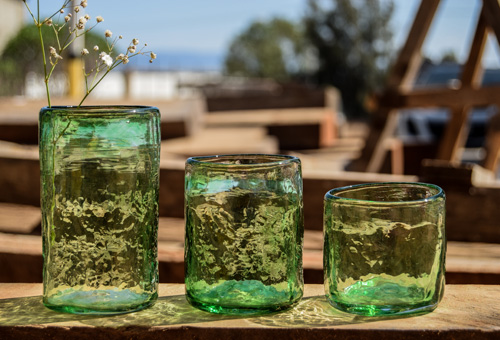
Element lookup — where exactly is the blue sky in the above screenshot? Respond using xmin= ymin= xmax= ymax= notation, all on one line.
xmin=29 ymin=0 xmax=500 ymax=69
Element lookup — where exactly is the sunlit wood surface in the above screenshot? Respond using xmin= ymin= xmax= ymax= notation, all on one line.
xmin=0 ymin=284 xmax=498 ymax=339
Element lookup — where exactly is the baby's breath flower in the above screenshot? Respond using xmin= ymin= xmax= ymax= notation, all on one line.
xmin=23 ymin=0 xmax=156 ymax=107
xmin=99 ymin=52 xmax=113 ymax=67
xmin=76 ymin=18 xmax=86 ymax=30
xmin=49 ymin=46 xmax=63 ymax=60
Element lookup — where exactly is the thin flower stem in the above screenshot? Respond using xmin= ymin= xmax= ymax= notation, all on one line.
xmin=44 ymin=0 xmax=71 ymax=22
xmin=23 ymin=1 xmax=37 ymax=24
xmin=90 ymin=62 xmax=101 ymax=88
xmin=60 ymin=28 xmax=76 ymax=51
xmin=25 ymin=0 xmax=155 ymax=107
xmin=46 ymin=60 xmax=59 ymax=83
xmin=78 ymin=61 xmax=123 ymax=107
xmin=51 ymin=25 xmax=62 ymax=51
xmin=38 ymin=27 xmax=51 ymax=107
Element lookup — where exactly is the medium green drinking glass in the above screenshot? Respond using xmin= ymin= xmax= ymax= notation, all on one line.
xmin=184 ymin=154 xmax=304 ymax=315
xmin=324 ymin=182 xmax=446 ymax=316
xmin=39 ymin=106 xmax=160 ymax=314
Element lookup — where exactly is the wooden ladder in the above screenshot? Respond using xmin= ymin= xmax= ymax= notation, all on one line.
xmin=350 ymin=0 xmax=500 ymax=174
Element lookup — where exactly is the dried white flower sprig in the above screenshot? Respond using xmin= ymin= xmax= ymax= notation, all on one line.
xmin=22 ymin=0 xmax=156 ymax=107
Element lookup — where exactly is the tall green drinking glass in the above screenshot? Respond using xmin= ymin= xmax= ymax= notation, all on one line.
xmin=185 ymin=154 xmax=304 ymax=315
xmin=324 ymin=182 xmax=446 ymax=316
xmin=39 ymin=106 xmax=160 ymax=314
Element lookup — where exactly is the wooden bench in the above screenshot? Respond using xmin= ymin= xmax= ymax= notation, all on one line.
xmin=0 ymin=97 xmax=205 ymax=144
xmin=0 ymin=284 xmax=498 ymax=339
xmin=3 ymin=145 xmax=500 ymax=243
xmin=160 ymin=127 xmax=279 ymax=158
xmin=1 ymin=211 xmax=499 ymax=285
xmin=206 ymin=107 xmax=338 ymax=150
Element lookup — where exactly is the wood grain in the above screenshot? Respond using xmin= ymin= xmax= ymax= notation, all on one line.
xmin=0 ymin=284 xmax=498 ymax=339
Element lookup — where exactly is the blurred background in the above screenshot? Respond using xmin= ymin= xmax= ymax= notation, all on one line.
xmin=0 ymin=0 xmax=499 ymax=286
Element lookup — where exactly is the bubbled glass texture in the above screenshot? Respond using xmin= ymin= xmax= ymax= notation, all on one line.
xmin=184 ymin=155 xmax=304 ymax=315
xmin=324 ymin=183 xmax=446 ymax=316
xmin=39 ymin=106 xmax=160 ymax=314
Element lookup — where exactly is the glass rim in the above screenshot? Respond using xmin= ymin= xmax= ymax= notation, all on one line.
xmin=186 ymin=154 xmax=300 ymax=169
xmin=325 ymin=182 xmax=444 ymax=205
xmin=40 ymin=105 xmax=159 ymax=115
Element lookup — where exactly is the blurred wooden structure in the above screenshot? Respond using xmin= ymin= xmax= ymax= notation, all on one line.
xmin=204 ymin=82 xmax=325 ymax=112
xmin=2 ymin=210 xmax=499 ymax=284
xmin=351 ymin=0 xmax=500 ymax=174
xmin=1 ymin=143 xmax=500 ymax=284
xmin=0 ymin=97 xmax=206 ymax=144
xmin=205 ymin=107 xmax=337 ymax=150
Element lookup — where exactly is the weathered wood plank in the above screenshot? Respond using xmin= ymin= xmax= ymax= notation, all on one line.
xmin=205 ymin=108 xmax=333 ymax=126
xmin=0 ymin=284 xmax=498 ymax=340
xmin=160 ymin=127 xmax=279 ymax=157
xmin=0 ymin=231 xmax=186 ymax=284
xmin=0 ymin=203 xmax=40 ymax=234
xmin=379 ymin=85 xmax=500 ymax=109
xmin=3 ymin=145 xmax=500 ymax=242
xmin=421 ymin=160 xmax=500 ymax=243
xmin=0 ymin=97 xmax=205 ymax=144
xmin=206 ymin=107 xmax=336 ymax=150
xmin=204 ymin=84 xmax=325 ymax=112
xmin=0 ymin=142 xmax=40 ymax=206
xmin=2 ymin=218 xmax=499 ymax=285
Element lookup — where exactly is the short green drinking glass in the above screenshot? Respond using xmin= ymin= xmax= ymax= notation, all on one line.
xmin=39 ymin=106 xmax=160 ymax=314
xmin=324 ymin=182 xmax=446 ymax=316
xmin=184 ymin=154 xmax=304 ymax=315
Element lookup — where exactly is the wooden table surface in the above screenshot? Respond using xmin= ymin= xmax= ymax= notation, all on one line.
xmin=0 ymin=284 xmax=499 ymax=339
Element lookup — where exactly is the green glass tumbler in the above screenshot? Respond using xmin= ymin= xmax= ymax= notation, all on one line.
xmin=184 ymin=154 xmax=304 ymax=315
xmin=39 ymin=106 xmax=160 ymax=314
xmin=324 ymin=182 xmax=446 ymax=316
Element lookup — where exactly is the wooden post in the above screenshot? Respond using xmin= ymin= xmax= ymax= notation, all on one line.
xmin=437 ymin=8 xmax=488 ymax=161
xmin=350 ymin=0 xmax=441 ymax=173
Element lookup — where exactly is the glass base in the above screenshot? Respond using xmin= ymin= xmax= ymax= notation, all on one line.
xmin=328 ymin=279 xmax=438 ymax=316
xmin=186 ymin=294 xmax=295 ymax=316
xmin=186 ymin=280 xmax=299 ymax=315
xmin=44 ymin=289 xmax=157 ymax=315
xmin=329 ymin=299 xmax=438 ymax=317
